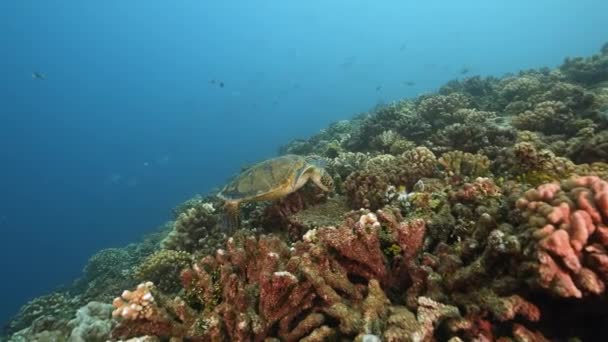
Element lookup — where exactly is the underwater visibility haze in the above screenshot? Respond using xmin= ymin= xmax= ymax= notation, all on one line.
xmin=2 ymin=0 xmax=608 ymax=340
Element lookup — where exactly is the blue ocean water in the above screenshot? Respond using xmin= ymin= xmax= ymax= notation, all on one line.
xmin=0 ymin=0 xmax=606 ymax=325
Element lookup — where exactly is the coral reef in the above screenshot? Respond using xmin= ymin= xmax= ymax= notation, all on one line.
xmin=4 ymin=293 xmax=79 ymax=336
xmin=110 ymin=212 xmax=428 ymax=341
xmin=3 ymin=226 xmax=163 ymax=340
xmin=7 ymin=301 xmax=115 ymax=342
xmin=8 ymin=42 xmax=608 ymax=342
xmin=561 ymin=47 xmax=608 ymax=85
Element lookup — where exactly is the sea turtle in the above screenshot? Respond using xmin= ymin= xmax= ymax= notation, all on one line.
xmin=217 ymin=154 xmax=333 ymax=232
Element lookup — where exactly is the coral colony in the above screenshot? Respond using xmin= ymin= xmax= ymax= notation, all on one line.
xmin=5 ymin=44 xmax=608 ymax=341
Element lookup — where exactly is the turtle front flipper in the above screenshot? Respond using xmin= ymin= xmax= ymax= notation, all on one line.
xmin=221 ymin=200 xmax=240 ymax=233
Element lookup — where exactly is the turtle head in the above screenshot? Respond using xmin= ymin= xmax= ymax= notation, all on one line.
xmin=319 ymin=169 xmax=334 ymax=192
xmin=305 ymin=155 xmax=334 ymax=193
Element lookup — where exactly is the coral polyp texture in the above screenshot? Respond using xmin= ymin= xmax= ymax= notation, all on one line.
xmin=7 ymin=43 xmax=608 ymax=341
xmin=516 ymin=176 xmax=608 ymax=298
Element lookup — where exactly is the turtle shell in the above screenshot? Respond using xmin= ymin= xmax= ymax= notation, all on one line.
xmin=218 ymin=154 xmax=310 ymax=201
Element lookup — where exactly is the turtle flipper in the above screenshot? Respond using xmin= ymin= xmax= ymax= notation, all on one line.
xmin=221 ymin=200 xmax=240 ymax=233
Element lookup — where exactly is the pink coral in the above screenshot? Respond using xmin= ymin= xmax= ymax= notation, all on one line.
xmin=517 ymin=176 xmax=608 ymax=297
xmin=111 ymin=282 xmax=192 ymax=338
xmin=112 ymin=282 xmax=160 ymax=321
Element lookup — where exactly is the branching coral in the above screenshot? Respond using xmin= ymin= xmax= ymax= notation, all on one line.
xmin=439 ymin=76 xmax=501 ymax=111
xmin=343 ymin=167 xmax=393 ymax=210
xmin=560 ymin=49 xmax=608 ymax=85
xmin=427 ymin=110 xmax=515 ymax=155
xmin=161 ymin=201 xmax=224 ymax=257
xmin=346 ymin=100 xmax=431 ymax=150
xmin=498 ymin=75 xmax=544 ymax=102
xmin=383 ymin=297 xmax=461 ymax=342
xmin=512 ymin=100 xmax=579 ymax=135
xmin=111 ymin=282 xmax=191 ymax=338
xmin=111 ymin=212 xmax=428 ymax=341
xmin=439 ymin=151 xmax=491 ymax=181
xmin=496 ymin=142 xmax=577 ymax=185
xmin=343 ymin=147 xmax=437 ymax=210
xmin=416 ymin=93 xmax=472 ymax=128
xmin=281 ymin=120 xmax=355 ymax=157
xmin=567 ymin=130 xmax=608 ymax=164
xmin=326 ymin=152 xmax=370 ymax=177
xmin=134 ymin=250 xmax=192 ymax=294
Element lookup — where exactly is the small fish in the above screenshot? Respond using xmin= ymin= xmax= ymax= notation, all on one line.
xmin=403 ymin=81 xmax=416 ymax=86
xmin=210 ymin=79 xmax=216 ymax=84
xmin=375 ymin=85 xmax=382 ymax=91
xmin=219 ymin=82 xmax=224 ymax=88
xmin=32 ymin=72 xmax=46 ymax=80
xmin=460 ymin=67 xmax=470 ymax=75
xmin=399 ymin=43 xmax=407 ymax=51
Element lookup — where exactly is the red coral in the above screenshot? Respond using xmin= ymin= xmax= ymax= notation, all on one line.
xmin=316 ymin=213 xmax=388 ymax=282
xmin=112 ymin=213 xmax=429 ymax=341
xmin=450 ymin=177 xmax=501 ymax=202
xmin=111 ymin=282 xmax=193 ymax=338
